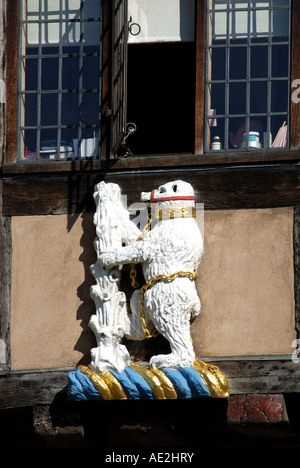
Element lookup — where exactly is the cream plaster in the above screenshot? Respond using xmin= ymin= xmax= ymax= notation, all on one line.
xmin=10 ymin=213 xmax=96 ymax=370
xmin=192 ymin=207 xmax=296 ymax=357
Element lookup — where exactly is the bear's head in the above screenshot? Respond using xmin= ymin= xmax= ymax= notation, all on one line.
xmin=141 ymin=180 xmax=195 ymax=207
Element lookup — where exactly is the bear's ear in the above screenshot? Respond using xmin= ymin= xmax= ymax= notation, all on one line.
xmin=172 ymin=184 xmax=177 ymax=192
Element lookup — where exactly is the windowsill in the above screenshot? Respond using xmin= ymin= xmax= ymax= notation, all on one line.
xmin=2 ymin=148 xmax=300 ymax=175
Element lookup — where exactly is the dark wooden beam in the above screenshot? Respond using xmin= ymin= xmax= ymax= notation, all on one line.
xmin=5 ymin=0 xmax=18 ymax=164
xmin=294 ymin=206 xmax=300 ymax=340
xmin=0 ymin=359 xmax=299 ymax=409
xmin=2 ymin=149 xmax=300 ymax=175
xmin=194 ymin=0 xmax=206 ymax=154
xmin=0 ymin=189 xmax=11 ymax=372
xmin=101 ymin=0 xmax=112 ymax=158
xmin=3 ymin=163 xmax=300 ymax=216
xmin=290 ymin=0 xmax=300 ymax=150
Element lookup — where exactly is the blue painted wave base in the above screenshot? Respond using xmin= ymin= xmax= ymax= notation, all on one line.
xmin=68 ymin=365 xmax=212 ymax=401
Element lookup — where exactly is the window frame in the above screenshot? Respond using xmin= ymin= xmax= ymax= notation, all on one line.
xmin=204 ymin=0 xmax=292 ymax=154
xmin=4 ymin=0 xmax=300 ymax=172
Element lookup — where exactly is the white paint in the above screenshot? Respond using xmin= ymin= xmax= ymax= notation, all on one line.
xmin=128 ymin=0 xmax=195 ymax=44
xmin=211 ymin=1 xmax=289 ymax=40
xmin=0 ymin=78 xmax=5 ymax=103
xmin=92 ymin=180 xmax=203 ymax=371
xmin=0 ymin=339 xmax=6 ymax=364
xmin=26 ymin=0 xmax=102 ymax=46
xmin=88 ymin=181 xmax=141 ymax=373
xmin=292 ymin=79 xmax=300 ymax=104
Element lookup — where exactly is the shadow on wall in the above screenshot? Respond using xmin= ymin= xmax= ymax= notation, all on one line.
xmin=70 ymin=211 xmax=171 ymax=368
xmin=73 ymin=212 xmax=97 ymax=367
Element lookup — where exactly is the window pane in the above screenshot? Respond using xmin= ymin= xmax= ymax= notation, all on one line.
xmin=230 ymin=47 xmax=247 ymax=79
xmin=211 ymin=10 xmax=227 ymax=41
xmin=250 ymin=81 xmax=268 ymax=114
xmin=41 ymin=94 xmax=58 ymax=126
xmin=61 ymin=94 xmax=79 ymax=125
xmin=272 ymin=8 xmax=290 ymax=39
xmin=272 ymin=0 xmax=289 ymax=5
xmin=23 ymin=94 xmax=37 ymax=126
xmin=229 ymin=10 xmax=248 ymax=41
xmin=19 ymin=0 xmax=102 ymax=161
xmin=26 ymin=0 xmax=101 ymax=46
xmin=213 ymin=0 xmax=228 ymax=9
xmin=62 ymin=56 xmax=80 ymax=90
xmin=229 ymin=82 xmax=246 ymax=115
xmin=40 ymin=129 xmax=58 ymax=159
xmin=207 ymin=117 xmax=225 ymax=151
xmin=82 ymin=93 xmax=100 ymax=125
xmin=83 ymin=55 xmax=100 ymax=90
xmin=41 ymin=58 xmax=58 ymax=90
xmin=78 ymin=129 xmax=99 ymax=158
xmin=210 ymin=47 xmax=226 ymax=81
xmin=251 ymin=46 xmax=268 ymax=78
xmin=229 ymin=117 xmax=267 ymax=149
xmin=23 ymin=129 xmax=36 ymax=158
xmin=271 ymin=116 xmax=288 ymax=148
xmin=24 ymin=57 xmax=38 ymax=90
xmin=229 ymin=117 xmax=246 ymax=150
xmin=250 ymin=8 xmax=269 ymax=38
xmin=206 ymin=0 xmax=291 ymax=152
xmin=210 ymin=83 xmax=225 ymax=115
xmin=272 ymin=45 xmax=289 ymax=77
xmin=271 ymin=80 xmax=288 ymax=112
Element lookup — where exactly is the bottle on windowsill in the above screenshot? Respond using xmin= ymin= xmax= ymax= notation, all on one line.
xmin=211 ymin=136 xmax=221 ymax=150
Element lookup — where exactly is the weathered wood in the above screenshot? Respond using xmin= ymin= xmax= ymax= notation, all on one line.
xmin=3 ymin=176 xmax=72 ymax=215
xmin=0 ymin=1 xmax=5 ymax=165
xmin=3 ymin=163 xmax=300 ymax=216
xmin=0 ymin=360 xmax=299 ymax=409
xmin=290 ymin=1 xmax=300 ymax=150
xmin=0 ymin=370 xmax=70 ymax=409
xmin=5 ymin=0 xmax=18 ymax=163
xmin=3 ymin=149 xmax=300 ymax=175
xmin=194 ymin=0 xmax=206 ymax=154
xmin=218 ymin=359 xmax=300 ymax=395
xmin=101 ymin=0 xmax=112 ymax=158
xmin=294 ymin=206 xmax=300 ymax=338
xmin=0 ymin=187 xmax=11 ymax=371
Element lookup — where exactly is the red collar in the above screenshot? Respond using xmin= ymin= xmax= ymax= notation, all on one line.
xmin=151 ymin=190 xmax=195 ymax=204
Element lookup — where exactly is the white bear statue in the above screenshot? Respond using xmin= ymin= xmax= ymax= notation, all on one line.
xmin=98 ymin=180 xmax=203 ymax=370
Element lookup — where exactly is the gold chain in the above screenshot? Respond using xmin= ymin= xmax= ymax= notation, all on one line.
xmin=155 ymin=206 xmax=196 ymax=220
xmin=130 ymin=207 xmax=195 ymax=288
xmin=139 ymin=270 xmax=198 ymax=339
xmin=128 ymin=208 xmax=198 ymax=338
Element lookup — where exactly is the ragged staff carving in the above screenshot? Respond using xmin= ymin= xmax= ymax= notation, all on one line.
xmin=89 ymin=181 xmax=142 ymax=373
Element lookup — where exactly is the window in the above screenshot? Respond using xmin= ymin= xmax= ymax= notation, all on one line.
xmin=18 ymin=0 xmax=102 ymax=161
xmin=124 ymin=0 xmax=196 ymax=156
xmin=205 ymin=0 xmax=291 ymax=152
xmin=5 ymin=0 xmax=298 ymax=165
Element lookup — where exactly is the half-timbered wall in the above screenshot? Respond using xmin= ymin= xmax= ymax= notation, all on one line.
xmin=1 ymin=0 xmax=300 ymax=448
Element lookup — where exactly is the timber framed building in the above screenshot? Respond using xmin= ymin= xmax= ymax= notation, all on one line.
xmin=1 ymin=0 xmax=300 ymax=449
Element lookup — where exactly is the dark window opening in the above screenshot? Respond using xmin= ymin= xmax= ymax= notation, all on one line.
xmin=125 ymin=41 xmax=196 ymax=156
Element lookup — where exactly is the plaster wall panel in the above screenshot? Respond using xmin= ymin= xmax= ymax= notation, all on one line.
xmin=192 ymin=207 xmax=296 ymax=357
xmin=10 ymin=207 xmax=296 ymax=370
xmin=10 ymin=213 xmax=96 ymax=370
